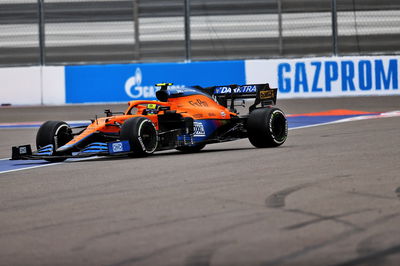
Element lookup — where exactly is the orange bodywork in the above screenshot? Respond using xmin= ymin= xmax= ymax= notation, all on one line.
xmin=62 ymin=93 xmax=235 ymax=149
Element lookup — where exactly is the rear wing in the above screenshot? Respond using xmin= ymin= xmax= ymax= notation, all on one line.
xmin=202 ymin=83 xmax=277 ymax=112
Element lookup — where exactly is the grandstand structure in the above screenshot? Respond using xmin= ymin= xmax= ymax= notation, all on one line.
xmin=0 ymin=0 xmax=399 ymax=66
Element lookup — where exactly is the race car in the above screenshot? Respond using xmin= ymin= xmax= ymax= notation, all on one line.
xmin=11 ymin=83 xmax=288 ymax=162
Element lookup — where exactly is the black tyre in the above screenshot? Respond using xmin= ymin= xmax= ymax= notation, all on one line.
xmin=120 ymin=117 xmax=158 ymax=156
xmin=176 ymin=143 xmax=206 ymax=153
xmin=247 ymin=107 xmax=288 ymax=148
xmin=36 ymin=120 xmax=73 ymax=162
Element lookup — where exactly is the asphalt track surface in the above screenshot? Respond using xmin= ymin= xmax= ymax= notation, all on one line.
xmin=0 ymin=96 xmax=400 ymax=266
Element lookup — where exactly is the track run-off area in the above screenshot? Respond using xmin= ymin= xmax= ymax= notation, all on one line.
xmin=0 ymin=96 xmax=399 ymax=266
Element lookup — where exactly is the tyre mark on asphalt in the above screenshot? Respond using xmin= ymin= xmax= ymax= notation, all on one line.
xmin=264 ymin=182 xmax=364 ymax=231
xmin=283 ymin=209 xmax=371 ymax=231
xmin=0 ymin=216 xmax=105 ymax=238
xmin=0 ymin=187 xmax=155 ymax=213
xmin=184 ymin=241 xmax=230 ymax=266
xmin=265 ymin=183 xmax=314 ymax=208
xmin=355 ymin=233 xmax=390 ymax=266
xmin=348 ymin=191 xmax=396 ymax=200
xmin=105 ymin=213 xmax=271 ymax=266
xmin=107 ymin=239 xmax=195 ymax=266
xmin=333 ymin=243 xmax=400 ymax=266
xmin=212 ymin=196 xmax=265 ymax=209
xmin=1 ymin=162 xmax=184 ymax=206
xmin=395 ymin=187 xmax=400 ymax=200
xmin=260 ymin=212 xmax=400 ymax=266
xmin=2 ymin=175 xmax=139 ymax=204
xmin=74 ymin=208 xmax=255 ymax=251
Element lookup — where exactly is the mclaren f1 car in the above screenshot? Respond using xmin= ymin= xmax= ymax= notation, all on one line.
xmin=11 ymin=83 xmax=288 ymax=162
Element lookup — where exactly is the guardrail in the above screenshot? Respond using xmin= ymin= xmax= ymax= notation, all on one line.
xmin=1 ymin=0 xmax=400 ymax=66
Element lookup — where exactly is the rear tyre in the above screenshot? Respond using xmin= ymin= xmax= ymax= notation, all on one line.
xmin=176 ymin=144 xmax=206 ymax=153
xmin=36 ymin=120 xmax=73 ymax=162
xmin=120 ymin=117 xmax=158 ymax=157
xmin=247 ymin=108 xmax=288 ymax=148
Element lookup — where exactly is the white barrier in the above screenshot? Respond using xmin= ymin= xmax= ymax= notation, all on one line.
xmin=0 ymin=66 xmax=64 ymax=106
xmin=42 ymin=66 xmax=65 ymax=105
xmin=246 ymin=56 xmax=399 ymax=98
xmin=0 ymin=67 xmax=41 ymax=105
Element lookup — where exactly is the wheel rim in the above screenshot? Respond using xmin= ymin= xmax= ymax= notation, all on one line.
xmin=54 ymin=124 xmax=72 ymax=149
xmin=139 ymin=121 xmax=157 ymax=153
xmin=270 ymin=111 xmax=287 ymax=143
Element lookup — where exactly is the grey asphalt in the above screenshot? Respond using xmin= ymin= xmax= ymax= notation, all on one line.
xmin=0 ymin=96 xmax=400 ymax=266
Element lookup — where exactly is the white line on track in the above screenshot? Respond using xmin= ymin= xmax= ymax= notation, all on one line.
xmin=0 ymin=156 xmax=101 ymax=175
xmin=291 ymin=110 xmax=400 ymax=130
xmin=0 ymin=163 xmax=63 ymax=175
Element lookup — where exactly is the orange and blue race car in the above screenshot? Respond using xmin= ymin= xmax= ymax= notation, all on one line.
xmin=11 ymin=83 xmax=288 ymax=162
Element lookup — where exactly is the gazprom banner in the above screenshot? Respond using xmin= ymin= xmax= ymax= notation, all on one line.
xmin=65 ymin=61 xmax=245 ymax=103
xmin=246 ymin=56 xmax=399 ymax=98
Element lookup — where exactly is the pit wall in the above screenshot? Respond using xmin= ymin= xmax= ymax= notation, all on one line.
xmin=1 ymin=56 xmax=399 ymax=105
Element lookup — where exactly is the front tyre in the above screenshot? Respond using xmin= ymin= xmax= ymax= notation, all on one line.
xmin=120 ymin=117 xmax=158 ymax=157
xmin=36 ymin=120 xmax=73 ymax=162
xmin=247 ymin=108 xmax=288 ymax=148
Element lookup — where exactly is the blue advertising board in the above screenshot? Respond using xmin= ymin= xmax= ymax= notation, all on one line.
xmin=246 ymin=56 xmax=400 ymax=98
xmin=65 ymin=61 xmax=245 ymax=103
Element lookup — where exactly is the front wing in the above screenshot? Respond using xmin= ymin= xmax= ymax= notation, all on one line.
xmin=11 ymin=140 xmax=132 ymax=160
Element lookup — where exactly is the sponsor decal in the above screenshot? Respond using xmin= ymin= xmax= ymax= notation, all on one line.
xmin=125 ymin=68 xmax=185 ymax=99
xmin=147 ymin=104 xmax=157 ymax=109
xmin=19 ymin=146 xmax=27 ymax=154
xmin=137 ymin=136 xmax=146 ymax=151
xmin=108 ymin=141 xmax=131 ymax=154
xmin=246 ymin=56 xmax=400 ymax=98
xmin=215 ymin=85 xmax=257 ymax=94
xmin=260 ymin=90 xmax=274 ymax=99
xmin=189 ymin=99 xmax=208 ymax=107
xmin=277 ymin=58 xmax=398 ymax=94
xmin=220 ymin=111 xmax=226 ymax=118
xmin=193 ymin=122 xmax=206 ymax=137
xmin=112 ymin=142 xmax=123 ymax=153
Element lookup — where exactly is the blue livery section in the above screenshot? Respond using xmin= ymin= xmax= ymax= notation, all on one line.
xmin=78 ymin=142 xmax=109 ymax=154
xmin=65 ymin=61 xmax=246 ymax=103
xmin=35 ymin=144 xmax=53 ymax=156
xmin=108 ymin=141 xmax=131 ymax=154
xmin=177 ymin=119 xmax=219 ymax=143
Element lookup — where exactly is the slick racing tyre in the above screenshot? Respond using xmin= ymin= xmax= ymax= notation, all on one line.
xmin=120 ymin=117 xmax=158 ymax=157
xmin=247 ymin=107 xmax=288 ymax=148
xmin=36 ymin=120 xmax=73 ymax=162
xmin=176 ymin=143 xmax=206 ymax=153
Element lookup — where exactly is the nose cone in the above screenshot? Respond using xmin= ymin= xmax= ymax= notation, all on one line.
xmin=56 ymin=144 xmax=73 ymax=152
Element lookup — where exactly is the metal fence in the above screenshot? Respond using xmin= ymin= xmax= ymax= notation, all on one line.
xmin=1 ymin=0 xmax=399 ymax=66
